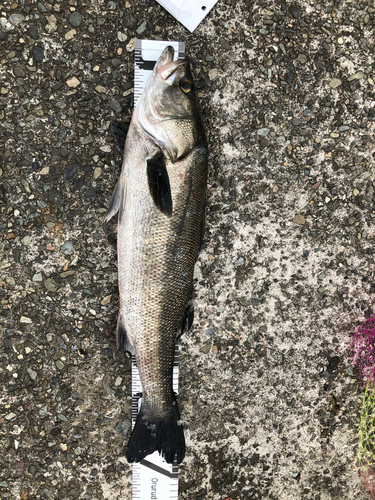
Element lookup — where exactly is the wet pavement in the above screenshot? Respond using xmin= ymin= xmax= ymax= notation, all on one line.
xmin=1 ymin=0 xmax=375 ymax=499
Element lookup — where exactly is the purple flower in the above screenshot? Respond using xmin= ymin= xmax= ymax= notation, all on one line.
xmin=351 ymin=315 xmax=375 ymax=384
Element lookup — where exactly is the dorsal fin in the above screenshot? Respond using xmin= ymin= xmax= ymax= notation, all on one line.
xmin=112 ymin=120 xmax=129 ymax=156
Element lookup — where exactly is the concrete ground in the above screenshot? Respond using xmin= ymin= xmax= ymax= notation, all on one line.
xmin=1 ymin=0 xmax=375 ymax=498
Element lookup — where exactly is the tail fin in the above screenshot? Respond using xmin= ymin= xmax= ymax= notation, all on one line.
xmin=126 ymin=404 xmax=185 ymax=464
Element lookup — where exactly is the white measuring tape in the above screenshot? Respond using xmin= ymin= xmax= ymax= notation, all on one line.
xmin=131 ymin=39 xmax=185 ymax=500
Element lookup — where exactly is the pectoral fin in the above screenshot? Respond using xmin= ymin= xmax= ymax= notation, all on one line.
xmin=146 ymin=151 xmax=172 ymax=216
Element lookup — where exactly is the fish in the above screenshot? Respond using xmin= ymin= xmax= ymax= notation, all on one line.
xmin=105 ymin=46 xmax=208 ymax=464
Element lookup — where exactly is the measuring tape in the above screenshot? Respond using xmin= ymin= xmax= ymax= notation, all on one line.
xmin=131 ymin=39 xmax=185 ymax=500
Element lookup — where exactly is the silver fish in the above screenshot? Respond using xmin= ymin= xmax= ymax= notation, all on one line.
xmin=105 ymin=46 xmax=208 ymax=464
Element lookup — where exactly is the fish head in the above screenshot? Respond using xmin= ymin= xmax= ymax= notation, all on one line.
xmin=136 ymin=46 xmax=205 ymax=162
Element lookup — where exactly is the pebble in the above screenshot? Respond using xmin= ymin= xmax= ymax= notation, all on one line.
xmin=94 ymin=167 xmax=102 ymax=179
xmin=45 ymin=14 xmax=57 ymax=33
xmin=276 ymin=136 xmax=286 ymax=143
xmin=209 ymin=69 xmax=218 ymax=81
xmin=37 ymin=2 xmax=47 ymax=13
xmin=27 ymin=368 xmax=37 ymax=380
xmin=81 ymin=135 xmax=94 ymax=144
xmin=123 ymin=14 xmax=135 ymax=28
xmin=200 ymin=345 xmax=211 ymax=354
xmin=64 ymin=163 xmax=77 ymax=180
xmin=257 ymin=128 xmax=270 ymax=136
xmin=126 ymin=38 xmax=136 ymax=52
xmin=61 ymin=241 xmax=74 ymax=255
xmin=39 ymin=166 xmax=49 ymax=175
xmin=298 ymin=54 xmax=307 ymax=64
xmin=72 ymin=41 xmax=81 ymax=52
xmin=22 ymin=235 xmax=31 ymax=246
xmin=136 ymin=20 xmax=147 ymax=35
xmin=58 ymin=414 xmax=68 ymax=421
xmin=14 ymin=67 xmax=26 ymax=78
xmin=293 ymin=214 xmax=305 ymax=225
xmin=32 ymin=273 xmax=43 ymax=282
xmin=9 ymin=14 xmax=25 ymax=25
xmin=118 ymin=31 xmax=127 ymax=42
xmin=234 ymin=257 xmax=244 ymax=268
xmin=27 ymin=25 xmax=39 ymax=40
xmin=111 ymin=58 xmax=122 ymax=67
xmin=95 ymin=85 xmax=106 ymax=93
xmin=290 ymin=6 xmax=299 ymax=18
xmin=69 ymin=11 xmax=82 ymax=27
xmin=32 ymin=46 xmax=44 ymax=63
xmin=20 ymin=316 xmax=32 ymax=323
xmin=111 ymin=98 xmax=122 ymax=113
xmin=44 ymin=278 xmax=58 ymax=292
xmin=348 ymin=71 xmax=364 ymax=81
xmin=101 ymin=294 xmax=112 ymax=305
xmin=219 ymin=38 xmax=231 ymax=50
xmin=115 ymin=419 xmax=131 ymax=435
xmin=66 ymin=77 xmax=80 ymax=88
xmin=65 ymin=29 xmax=76 ymax=40
xmin=5 ymin=413 xmax=17 ymax=420
xmin=292 ymin=118 xmax=301 ymax=126
xmin=329 ymin=78 xmax=341 ymax=89
xmin=338 ymin=125 xmax=349 ymax=132
xmin=115 ymin=376 xmax=122 ymax=386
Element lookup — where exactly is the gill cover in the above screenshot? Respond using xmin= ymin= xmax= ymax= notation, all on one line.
xmin=136 ymin=46 xmax=202 ymax=162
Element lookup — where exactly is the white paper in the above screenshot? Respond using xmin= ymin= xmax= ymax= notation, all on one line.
xmin=156 ymin=0 xmax=219 ymax=32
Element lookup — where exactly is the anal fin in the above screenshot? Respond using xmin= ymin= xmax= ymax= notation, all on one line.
xmin=177 ymin=300 xmax=194 ymax=341
xmin=116 ymin=312 xmax=134 ymax=355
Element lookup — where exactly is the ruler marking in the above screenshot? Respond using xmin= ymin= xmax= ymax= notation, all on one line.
xmin=140 ymin=459 xmax=179 ymax=479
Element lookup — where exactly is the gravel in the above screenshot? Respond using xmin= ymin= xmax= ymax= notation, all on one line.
xmin=1 ymin=0 xmax=374 ymax=499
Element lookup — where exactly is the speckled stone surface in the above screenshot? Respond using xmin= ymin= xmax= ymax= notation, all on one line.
xmin=1 ymin=1 xmax=375 ymax=499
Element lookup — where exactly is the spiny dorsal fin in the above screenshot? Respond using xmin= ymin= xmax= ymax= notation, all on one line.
xmin=112 ymin=120 xmax=129 ymax=156
xmin=146 ymin=150 xmax=172 ymax=216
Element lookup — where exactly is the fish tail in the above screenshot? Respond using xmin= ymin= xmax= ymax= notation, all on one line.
xmin=126 ymin=403 xmax=185 ymax=464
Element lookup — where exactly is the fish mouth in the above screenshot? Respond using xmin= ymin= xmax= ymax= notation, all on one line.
xmin=156 ymin=46 xmax=188 ymax=83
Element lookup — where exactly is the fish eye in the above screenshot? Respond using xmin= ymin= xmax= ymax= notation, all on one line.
xmin=180 ymin=80 xmax=193 ymax=93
